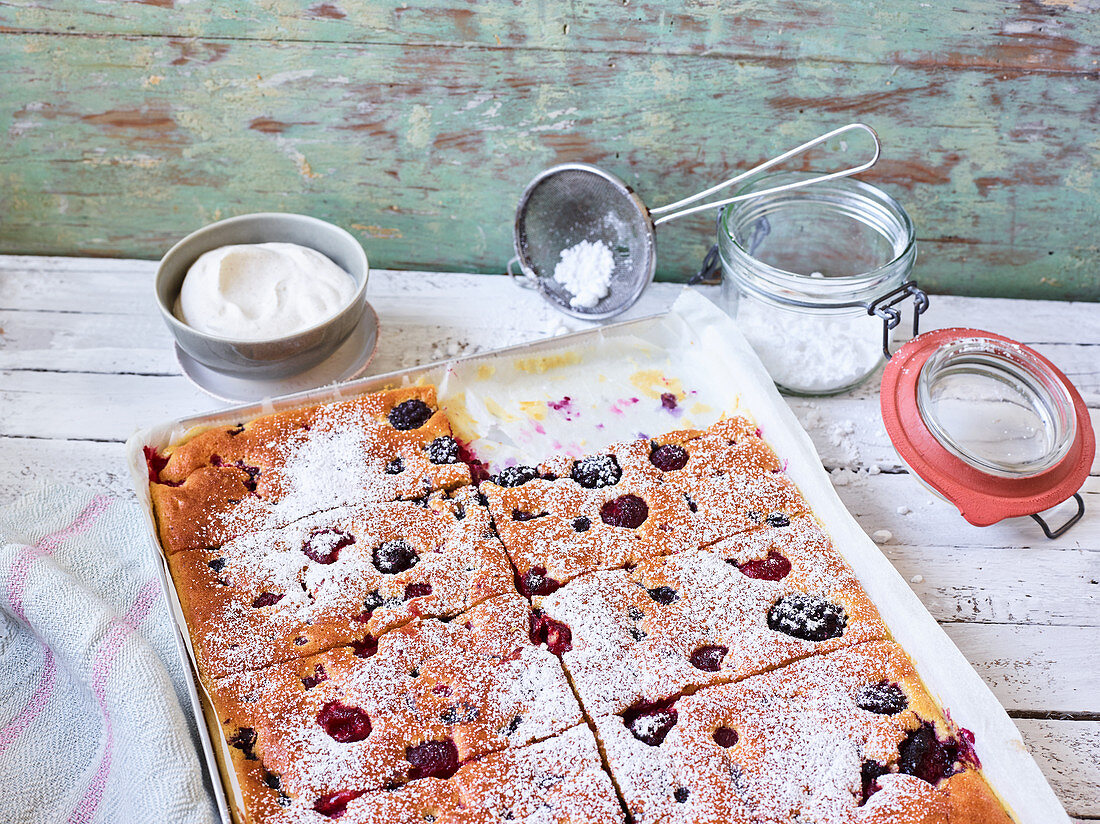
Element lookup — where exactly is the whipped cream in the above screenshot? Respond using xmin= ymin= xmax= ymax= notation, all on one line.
xmin=174 ymin=242 xmax=357 ymax=340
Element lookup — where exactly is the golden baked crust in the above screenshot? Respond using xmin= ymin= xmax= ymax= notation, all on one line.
xmin=167 ymin=486 xmax=514 ymax=681
xmin=639 ymin=416 xmax=811 ymax=544
xmin=148 ymin=387 xmax=471 ymax=554
xmin=211 ymin=595 xmax=583 ymax=818
xmin=593 ymin=641 xmax=1014 ymax=824
xmin=534 ymin=515 xmax=888 ymax=717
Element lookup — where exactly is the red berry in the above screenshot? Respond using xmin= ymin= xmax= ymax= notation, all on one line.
xmin=737 ymin=550 xmax=792 ymax=581
xmin=406 ymin=738 xmax=459 ymax=780
xmin=689 ymin=645 xmax=728 ymax=672
xmin=529 ymin=611 xmax=572 ymax=656
xmin=313 ymin=789 xmax=365 ymax=818
xmin=712 ymin=726 xmax=738 ymax=748
xmin=622 ymin=698 xmax=678 ymax=746
xmin=649 ymin=444 xmax=688 ymax=472
xmin=252 ymin=592 xmax=283 ymax=608
xmin=303 ymin=528 xmax=355 ymax=565
xmin=600 ymin=494 xmax=649 ymax=529
xmin=316 ymin=701 xmax=372 ymax=742
xmin=302 ymin=665 xmax=327 ymax=689
xmin=350 ymin=635 xmax=377 ymax=658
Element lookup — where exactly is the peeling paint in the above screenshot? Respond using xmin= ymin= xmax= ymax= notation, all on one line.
xmin=0 ymin=18 xmax=1096 ymax=301
xmin=351 ymin=223 xmax=403 ymax=239
xmin=405 ymin=104 xmax=432 ymax=150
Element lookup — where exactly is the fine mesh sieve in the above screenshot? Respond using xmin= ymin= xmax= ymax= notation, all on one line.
xmin=510 ymin=123 xmax=880 ymax=320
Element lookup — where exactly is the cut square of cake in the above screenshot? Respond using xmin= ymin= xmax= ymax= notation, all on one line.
xmin=210 ymin=595 xmax=584 ymax=820
xmin=481 ymin=448 xmax=699 ymax=597
xmin=533 ymin=516 xmax=887 ymax=717
xmin=167 ymin=486 xmax=515 ymax=681
xmin=623 ymin=416 xmax=811 ymax=545
xmin=148 ymin=387 xmax=471 ymax=554
xmin=239 ymin=724 xmax=625 ymax=824
xmin=592 ymin=640 xmax=1013 ymax=824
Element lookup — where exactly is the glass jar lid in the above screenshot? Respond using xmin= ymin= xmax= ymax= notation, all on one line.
xmin=880 ymin=328 xmax=1093 ymax=529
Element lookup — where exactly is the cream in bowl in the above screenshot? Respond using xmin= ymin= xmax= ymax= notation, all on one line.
xmin=155 ymin=212 xmax=371 ymax=380
xmin=174 ymin=242 xmax=357 ymax=340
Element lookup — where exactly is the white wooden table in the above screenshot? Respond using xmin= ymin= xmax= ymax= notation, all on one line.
xmin=1 ymin=255 xmax=1097 ymax=821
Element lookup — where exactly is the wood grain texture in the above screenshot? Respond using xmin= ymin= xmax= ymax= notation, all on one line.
xmin=1015 ymin=720 xmax=1100 ymax=818
xmin=0 ymin=1 xmax=1098 ymax=300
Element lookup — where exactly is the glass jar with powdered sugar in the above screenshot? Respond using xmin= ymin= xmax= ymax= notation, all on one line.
xmin=716 ymin=172 xmax=923 ymax=395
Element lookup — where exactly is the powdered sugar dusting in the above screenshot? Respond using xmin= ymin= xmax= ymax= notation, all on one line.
xmin=592 ymin=642 xmax=1004 ymax=824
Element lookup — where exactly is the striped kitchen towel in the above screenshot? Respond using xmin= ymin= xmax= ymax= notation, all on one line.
xmin=0 ymin=485 xmax=215 ymax=824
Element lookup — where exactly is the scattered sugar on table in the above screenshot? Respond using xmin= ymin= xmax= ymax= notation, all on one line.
xmin=553 ymin=239 xmax=615 ymax=309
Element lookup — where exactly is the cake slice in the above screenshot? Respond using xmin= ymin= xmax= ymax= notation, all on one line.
xmin=533 ymin=516 xmax=887 ymax=717
xmin=623 ymin=415 xmax=811 ymax=545
xmin=210 ymin=595 xmax=584 ymax=820
xmin=168 ymin=486 xmax=515 ymax=681
xmin=234 ymin=723 xmax=624 ymax=824
xmin=481 ymin=447 xmax=699 ymax=596
xmin=148 ymin=386 xmax=471 ymax=554
xmin=592 ymin=640 xmax=1013 ymax=824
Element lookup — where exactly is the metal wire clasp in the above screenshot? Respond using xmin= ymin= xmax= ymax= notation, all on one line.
xmin=1030 ymin=492 xmax=1086 ymax=540
xmin=867 ymin=281 xmax=929 ymax=360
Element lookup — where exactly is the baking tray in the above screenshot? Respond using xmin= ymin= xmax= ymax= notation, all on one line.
xmin=126 ymin=288 xmax=1067 ymax=824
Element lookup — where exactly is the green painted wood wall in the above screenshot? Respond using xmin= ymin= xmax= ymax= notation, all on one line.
xmin=1 ymin=1 xmax=1097 ymax=300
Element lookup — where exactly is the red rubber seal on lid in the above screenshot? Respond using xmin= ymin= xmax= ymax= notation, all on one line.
xmin=880 ymin=328 xmax=1094 ymax=527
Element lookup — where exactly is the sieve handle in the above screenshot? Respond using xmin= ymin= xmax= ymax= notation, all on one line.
xmin=649 ymin=123 xmax=880 ymax=226
xmin=507 ymin=255 xmax=539 ymax=289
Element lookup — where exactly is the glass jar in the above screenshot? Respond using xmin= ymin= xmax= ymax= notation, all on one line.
xmin=717 ymin=171 xmax=917 ymax=395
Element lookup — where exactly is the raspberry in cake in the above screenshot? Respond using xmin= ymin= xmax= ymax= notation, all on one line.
xmin=482 ymin=447 xmax=699 ymax=593
xmin=533 ymin=516 xmax=887 ymax=716
xmin=592 ymin=641 xmax=1013 ymax=824
xmin=149 ymin=387 xmax=471 ymax=554
xmin=167 ymin=486 xmax=515 ymax=681
xmin=211 ymin=595 xmax=584 ymax=821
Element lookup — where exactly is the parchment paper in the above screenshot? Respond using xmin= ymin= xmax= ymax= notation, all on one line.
xmin=128 ymin=288 xmax=1064 ymax=824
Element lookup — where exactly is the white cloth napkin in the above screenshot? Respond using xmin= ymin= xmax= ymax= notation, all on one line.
xmin=0 ymin=486 xmax=216 ymax=824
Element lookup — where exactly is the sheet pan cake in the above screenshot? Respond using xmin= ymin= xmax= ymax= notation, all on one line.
xmin=146 ymin=387 xmax=1015 ymax=824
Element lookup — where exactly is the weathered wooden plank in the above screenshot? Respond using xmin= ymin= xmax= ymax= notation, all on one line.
xmin=879 ymin=544 xmax=1099 ymax=627
xmin=3 ymin=1 xmax=1097 ymax=75
xmin=0 ymin=35 xmax=1097 ymax=299
xmin=1014 ymin=720 xmax=1100 ymax=819
xmin=942 ymin=623 xmax=1099 ymax=714
xmin=790 ymin=399 xmax=1100 ymax=474
xmin=5 ymin=260 xmax=1095 ymax=346
xmin=0 ymin=437 xmax=135 ymax=501
xmin=830 ymin=469 xmax=1100 ymax=552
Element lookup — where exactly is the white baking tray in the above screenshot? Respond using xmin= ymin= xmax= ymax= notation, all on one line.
xmin=126 ymin=289 xmax=1065 ymax=824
